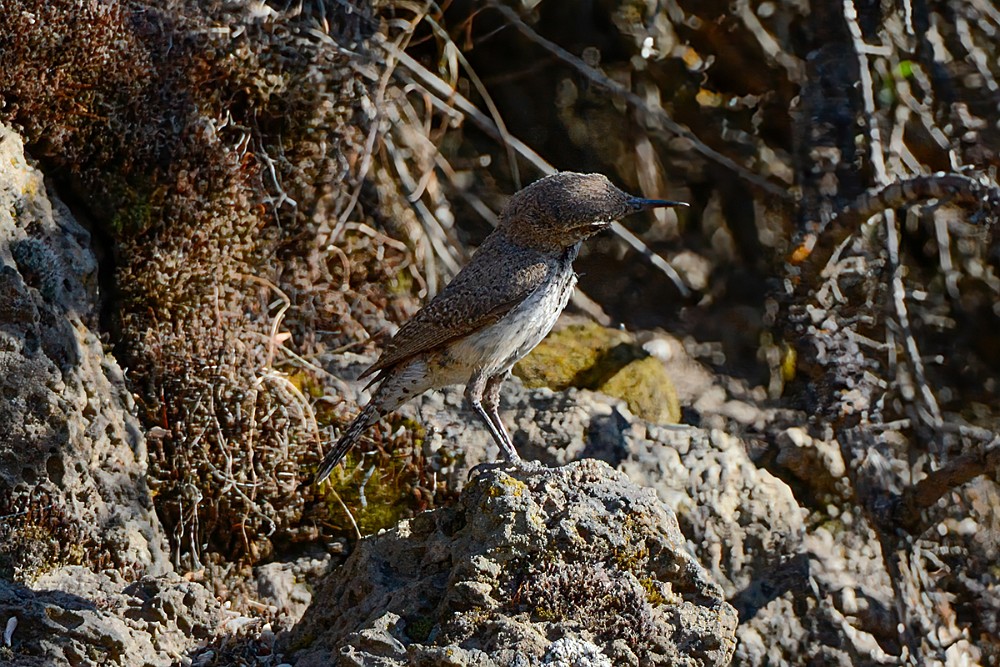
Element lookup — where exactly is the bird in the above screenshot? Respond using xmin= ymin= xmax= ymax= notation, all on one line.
xmin=314 ymin=172 xmax=685 ymax=484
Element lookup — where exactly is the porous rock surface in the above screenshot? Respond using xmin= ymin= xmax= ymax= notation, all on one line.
xmin=290 ymin=459 xmax=737 ymax=666
xmin=0 ymin=124 xmax=224 ymax=666
xmin=327 ymin=329 xmax=895 ymax=665
xmin=0 ymin=122 xmax=167 ymax=577
xmin=0 ymin=566 xmax=222 ymax=667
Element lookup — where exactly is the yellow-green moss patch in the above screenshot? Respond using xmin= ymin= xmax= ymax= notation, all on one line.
xmin=513 ymin=321 xmax=629 ymax=390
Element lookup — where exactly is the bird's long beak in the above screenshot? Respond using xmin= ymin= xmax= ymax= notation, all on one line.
xmin=628 ymin=196 xmax=689 ymax=212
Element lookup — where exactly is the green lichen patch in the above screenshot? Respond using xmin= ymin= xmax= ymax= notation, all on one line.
xmin=513 ymin=321 xmax=629 ymax=390
xmin=600 ymin=356 xmax=680 ymax=424
xmin=514 ymin=321 xmax=680 ymax=424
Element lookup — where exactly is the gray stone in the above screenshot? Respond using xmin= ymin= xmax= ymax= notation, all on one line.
xmin=0 ymin=123 xmax=168 ymax=578
xmin=0 ymin=566 xmax=222 ymax=667
xmin=0 ymin=124 xmax=222 ymax=666
xmin=290 ymin=459 xmax=737 ymax=666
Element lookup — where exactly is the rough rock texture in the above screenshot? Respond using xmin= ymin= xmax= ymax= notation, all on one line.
xmin=384 ymin=353 xmax=898 ymax=665
xmin=254 ymin=554 xmax=332 ymax=623
xmin=0 ymin=124 xmax=168 ymax=577
xmin=0 ymin=125 xmax=230 ymax=666
xmin=0 ymin=566 xmax=223 ymax=667
xmin=290 ymin=460 xmax=737 ymax=666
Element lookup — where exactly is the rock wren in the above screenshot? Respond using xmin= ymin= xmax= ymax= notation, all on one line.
xmin=315 ymin=172 xmax=685 ymax=484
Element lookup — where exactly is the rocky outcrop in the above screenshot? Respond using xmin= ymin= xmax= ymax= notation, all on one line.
xmin=0 ymin=124 xmax=225 ymax=665
xmin=290 ymin=459 xmax=737 ymax=666
xmin=0 ymin=567 xmax=222 ymax=667
xmin=0 ymin=123 xmax=167 ymax=578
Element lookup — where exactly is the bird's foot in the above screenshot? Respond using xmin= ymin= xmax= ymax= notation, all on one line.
xmin=467 ymin=456 xmax=548 ymax=480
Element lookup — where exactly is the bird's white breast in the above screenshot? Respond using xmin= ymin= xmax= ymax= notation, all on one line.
xmin=447 ymin=247 xmax=579 ymax=377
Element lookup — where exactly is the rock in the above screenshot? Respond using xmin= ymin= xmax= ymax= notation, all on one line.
xmin=513 ymin=321 xmax=632 ymax=390
xmin=0 ymin=566 xmax=223 ymax=667
xmin=620 ymin=427 xmax=805 ymax=600
xmin=289 ymin=459 xmax=737 ymax=666
xmin=408 ymin=373 xmax=872 ymax=665
xmin=329 ymin=339 xmax=822 ymax=661
xmin=255 ymin=554 xmax=331 ymax=623
xmin=0 ymin=123 xmax=168 ymax=578
xmin=600 ymin=356 xmax=680 ymax=425
xmin=402 ymin=371 xmax=672 ymax=478
xmin=0 ymin=124 xmax=226 ymax=666
xmin=513 ymin=322 xmax=680 ymax=424
xmin=543 ymin=637 xmax=613 ymax=667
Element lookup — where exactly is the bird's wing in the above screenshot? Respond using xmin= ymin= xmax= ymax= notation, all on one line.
xmin=360 ymin=241 xmax=551 ymax=380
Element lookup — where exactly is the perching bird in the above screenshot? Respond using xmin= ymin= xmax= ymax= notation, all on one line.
xmin=315 ymin=172 xmax=685 ymax=484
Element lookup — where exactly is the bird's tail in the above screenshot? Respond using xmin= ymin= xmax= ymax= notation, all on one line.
xmin=314 ymin=403 xmax=381 ymax=485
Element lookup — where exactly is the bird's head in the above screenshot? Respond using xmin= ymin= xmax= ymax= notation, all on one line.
xmin=497 ymin=172 xmax=686 ymax=250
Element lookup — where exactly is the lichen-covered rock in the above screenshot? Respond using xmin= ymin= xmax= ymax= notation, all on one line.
xmin=0 ymin=566 xmax=223 ymax=667
xmin=0 ymin=123 xmax=168 ymax=578
xmin=513 ymin=321 xmax=631 ymax=390
xmin=600 ymin=356 xmax=680 ymax=424
xmin=289 ymin=459 xmax=737 ymax=666
xmin=410 ymin=369 xmax=867 ymax=665
xmin=513 ymin=322 xmax=680 ymax=424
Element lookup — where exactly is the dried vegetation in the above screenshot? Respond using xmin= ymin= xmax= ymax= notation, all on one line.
xmin=406 ymin=1 xmax=1000 ymax=661
xmin=0 ymin=0 xmax=464 ymax=572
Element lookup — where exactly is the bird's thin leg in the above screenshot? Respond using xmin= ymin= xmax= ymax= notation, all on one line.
xmin=466 ymin=371 xmax=520 ymax=462
xmin=482 ymin=371 xmax=520 ymax=460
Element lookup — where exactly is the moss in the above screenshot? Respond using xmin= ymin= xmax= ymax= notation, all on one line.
xmin=513 ymin=321 xmax=629 ymax=390
xmin=106 ymin=181 xmax=165 ymax=237
xmin=319 ymin=457 xmax=412 ymax=536
xmin=0 ymin=0 xmax=445 ymax=568
xmin=612 ymin=540 xmax=650 ymax=574
xmin=781 ymin=342 xmax=798 ymax=382
xmin=816 ymin=517 xmax=846 ymax=537
xmin=534 ymin=606 xmax=558 ymax=621
xmin=389 ymin=266 xmax=415 ymax=295
xmin=316 ymin=415 xmax=434 ymax=537
xmin=406 ymin=615 xmax=436 ymax=642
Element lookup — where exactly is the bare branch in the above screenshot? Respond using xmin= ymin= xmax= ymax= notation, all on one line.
xmin=879 ymin=435 xmax=1000 ymax=536
xmin=797 ymin=173 xmax=1000 ymax=279
xmin=485 ymin=1 xmax=791 ymax=201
